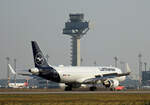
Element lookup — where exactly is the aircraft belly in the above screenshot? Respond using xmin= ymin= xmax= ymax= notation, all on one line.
xmin=59 ymin=71 xmax=96 ymax=83
xmin=60 ymin=74 xmax=80 ymax=83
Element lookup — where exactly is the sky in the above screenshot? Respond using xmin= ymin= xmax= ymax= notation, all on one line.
xmin=0 ymin=0 xmax=150 ymax=79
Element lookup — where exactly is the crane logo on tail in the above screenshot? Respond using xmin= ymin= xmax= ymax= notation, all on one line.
xmin=35 ymin=53 xmax=44 ymax=65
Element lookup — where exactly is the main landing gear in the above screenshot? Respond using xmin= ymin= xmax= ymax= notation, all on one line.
xmin=89 ymin=86 xmax=97 ymax=91
xmin=65 ymin=85 xmax=72 ymax=91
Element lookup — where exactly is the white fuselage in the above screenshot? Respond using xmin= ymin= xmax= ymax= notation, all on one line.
xmin=53 ymin=66 xmax=126 ymax=84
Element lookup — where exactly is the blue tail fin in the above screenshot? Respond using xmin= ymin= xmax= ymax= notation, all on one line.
xmin=31 ymin=41 xmax=50 ymax=69
xmin=31 ymin=41 xmax=60 ymax=82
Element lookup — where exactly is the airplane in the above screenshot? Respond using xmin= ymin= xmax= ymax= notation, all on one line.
xmin=8 ymin=80 xmax=28 ymax=88
xmin=8 ymin=41 xmax=131 ymax=91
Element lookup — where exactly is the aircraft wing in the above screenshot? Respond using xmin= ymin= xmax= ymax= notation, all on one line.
xmin=95 ymin=72 xmax=130 ymax=78
xmin=8 ymin=64 xmax=33 ymax=77
xmin=83 ymin=72 xmax=130 ymax=84
xmin=83 ymin=63 xmax=131 ymax=84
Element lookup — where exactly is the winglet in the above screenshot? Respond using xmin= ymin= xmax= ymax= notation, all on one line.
xmin=126 ymin=63 xmax=131 ymax=73
xmin=8 ymin=64 xmax=17 ymax=75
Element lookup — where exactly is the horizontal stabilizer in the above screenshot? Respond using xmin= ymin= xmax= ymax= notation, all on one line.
xmin=8 ymin=64 xmax=33 ymax=77
xmin=8 ymin=64 xmax=16 ymax=75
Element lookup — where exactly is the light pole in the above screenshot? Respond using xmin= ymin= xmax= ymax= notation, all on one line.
xmin=94 ymin=61 xmax=97 ymax=66
xmin=120 ymin=61 xmax=125 ymax=73
xmin=6 ymin=57 xmax=10 ymax=88
xmin=138 ymin=53 xmax=142 ymax=89
xmin=114 ymin=56 xmax=118 ymax=67
xmin=144 ymin=62 xmax=147 ymax=71
xmin=14 ymin=59 xmax=16 ymax=84
xmin=81 ymin=58 xmax=83 ymax=66
xmin=46 ymin=54 xmax=49 ymax=88
xmin=46 ymin=54 xmax=49 ymax=62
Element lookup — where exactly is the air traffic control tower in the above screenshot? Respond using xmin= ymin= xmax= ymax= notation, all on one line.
xmin=63 ymin=13 xmax=89 ymax=66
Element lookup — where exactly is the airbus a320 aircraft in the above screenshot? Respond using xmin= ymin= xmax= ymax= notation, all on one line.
xmin=9 ymin=41 xmax=131 ymax=91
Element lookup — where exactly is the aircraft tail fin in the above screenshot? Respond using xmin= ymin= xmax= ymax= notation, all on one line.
xmin=31 ymin=41 xmax=51 ymax=69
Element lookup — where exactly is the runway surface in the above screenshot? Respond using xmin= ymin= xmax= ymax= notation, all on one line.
xmin=1 ymin=91 xmax=150 ymax=94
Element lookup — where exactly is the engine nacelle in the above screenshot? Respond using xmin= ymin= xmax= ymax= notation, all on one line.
xmin=29 ymin=68 xmax=39 ymax=74
xmin=103 ymin=79 xmax=119 ymax=88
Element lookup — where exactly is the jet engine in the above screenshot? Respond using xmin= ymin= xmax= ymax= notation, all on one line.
xmin=29 ymin=68 xmax=39 ymax=74
xmin=103 ymin=79 xmax=119 ymax=88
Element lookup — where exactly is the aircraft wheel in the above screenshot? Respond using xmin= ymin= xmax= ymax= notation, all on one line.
xmin=65 ymin=86 xmax=72 ymax=91
xmin=89 ymin=87 xmax=97 ymax=91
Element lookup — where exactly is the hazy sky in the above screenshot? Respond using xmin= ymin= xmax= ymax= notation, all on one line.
xmin=0 ymin=0 xmax=150 ymax=79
